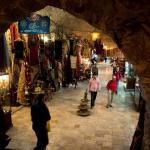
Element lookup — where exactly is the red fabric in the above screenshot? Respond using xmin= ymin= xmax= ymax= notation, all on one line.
xmin=28 ymin=35 xmax=39 ymax=66
xmin=107 ymin=80 xmax=117 ymax=92
xmin=29 ymin=45 xmax=39 ymax=66
xmin=114 ymin=72 xmax=122 ymax=81
xmin=10 ymin=24 xmax=19 ymax=49
xmin=24 ymin=49 xmax=31 ymax=88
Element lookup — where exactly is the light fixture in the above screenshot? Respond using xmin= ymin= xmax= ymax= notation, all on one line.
xmin=104 ymin=46 xmax=108 ymax=50
xmin=0 ymin=73 xmax=9 ymax=93
xmin=41 ymin=35 xmax=49 ymax=43
xmin=91 ymin=32 xmax=100 ymax=41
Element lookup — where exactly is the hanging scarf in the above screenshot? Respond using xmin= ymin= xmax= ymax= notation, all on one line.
xmin=17 ymin=62 xmax=25 ymax=104
xmin=10 ymin=24 xmax=19 ymax=50
xmin=24 ymin=49 xmax=31 ymax=89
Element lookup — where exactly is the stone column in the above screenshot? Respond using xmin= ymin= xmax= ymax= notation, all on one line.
xmin=140 ymin=79 xmax=150 ymax=150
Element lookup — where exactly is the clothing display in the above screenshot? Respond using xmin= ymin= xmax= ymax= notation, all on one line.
xmin=94 ymin=39 xmax=104 ymax=55
xmin=55 ymin=40 xmax=62 ymax=60
xmin=69 ymin=40 xmax=75 ymax=55
xmin=14 ymin=40 xmax=24 ymax=59
xmin=76 ymin=45 xmax=82 ymax=78
xmin=57 ymin=62 xmax=62 ymax=84
xmin=24 ymin=49 xmax=31 ymax=89
xmin=17 ymin=62 xmax=25 ymax=104
xmin=82 ymin=40 xmax=91 ymax=58
xmin=0 ymin=34 xmax=8 ymax=70
xmin=28 ymin=35 xmax=40 ymax=66
xmin=66 ymin=55 xmax=72 ymax=85
xmin=10 ymin=24 xmax=19 ymax=50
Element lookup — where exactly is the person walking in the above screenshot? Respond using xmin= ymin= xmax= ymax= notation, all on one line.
xmin=31 ymin=93 xmax=51 ymax=150
xmin=106 ymin=76 xmax=117 ymax=108
xmin=113 ymin=66 xmax=122 ymax=93
xmin=88 ymin=73 xmax=100 ymax=109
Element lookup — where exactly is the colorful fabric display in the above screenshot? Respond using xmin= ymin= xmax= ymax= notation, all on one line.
xmin=10 ymin=24 xmax=19 ymax=50
xmin=55 ymin=40 xmax=62 ymax=60
xmin=57 ymin=62 xmax=62 ymax=83
xmin=24 ymin=49 xmax=31 ymax=89
xmin=17 ymin=62 xmax=25 ymax=104
xmin=94 ymin=39 xmax=104 ymax=55
xmin=28 ymin=35 xmax=40 ymax=66
xmin=0 ymin=34 xmax=8 ymax=70
xmin=69 ymin=40 xmax=74 ymax=55
xmin=76 ymin=45 xmax=82 ymax=78
xmin=82 ymin=40 xmax=91 ymax=58
xmin=14 ymin=40 xmax=24 ymax=59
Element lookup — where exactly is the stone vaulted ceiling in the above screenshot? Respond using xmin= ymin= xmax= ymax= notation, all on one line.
xmin=0 ymin=0 xmax=150 ymax=149
xmin=36 ymin=6 xmax=117 ymax=49
xmin=0 ymin=0 xmax=149 ymax=77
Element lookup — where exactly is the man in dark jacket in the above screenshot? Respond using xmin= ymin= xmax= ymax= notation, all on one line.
xmin=31 ymin=93 xmax=51 ymax=150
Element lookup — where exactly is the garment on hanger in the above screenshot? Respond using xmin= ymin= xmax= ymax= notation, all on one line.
xmin=17 ymin=62 xmax=25 ymax=104
xmin=14 ymin=40 xmax=24 ymax=59
xmin=55 ymin=40 xmax=62 ymax=60
xmin=10 ymin=24 xmax=19 ymax=50
xmin=95 ymin=39 xmax=103 ymax=55
xmin=28 ymin=35 xmax=39 ymax=66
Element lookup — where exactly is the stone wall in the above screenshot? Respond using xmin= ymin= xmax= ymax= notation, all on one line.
xmin=0 ymin=0 xmax=150 ymax=149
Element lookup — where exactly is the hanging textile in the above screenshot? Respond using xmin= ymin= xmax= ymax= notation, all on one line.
xmin=66 ymin=55 xmax=72 ymax=85
xmin=28 ymin=35 xmax=39 ymax=66
xmin=62 ymin=40 xmax=69 ymax=56
xmin=69 ymin=40 xmax=74 ymax=55
xmin=3 ymin=34 xmax=10 ymax=67
xmin=10 ymin=24 xmax=19 ymax=50
xmin=14 ymin=40 xmax=24 ymax=59
xmin=24 ymin=49 xmax=31 ymax=89
xmin=12 ymin=62 xmax=20 ymax=88
xmin=75 ymin=43 xmax=83 ymax=78
xmin=94 ymin=39 xmax=104 ymax=55
xmin=82 ymin=40 xmax=91 ymax=58
xmin=17 ymin=62 xmax=25 ymax=104
xmin=57 ymin=62 xmax=62 ymax=84
xmin=0 ymin=34 xmax=10 ymax=71
xmin=55 ymin=40 xmax=62 ymax=60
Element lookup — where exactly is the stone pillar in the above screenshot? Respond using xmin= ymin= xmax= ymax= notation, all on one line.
xmin=140 ymin=80 xmax=150 ymax=150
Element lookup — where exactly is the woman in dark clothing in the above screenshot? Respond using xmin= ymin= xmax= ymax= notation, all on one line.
xmin=31 ymin=93 xmax=51 ymax=150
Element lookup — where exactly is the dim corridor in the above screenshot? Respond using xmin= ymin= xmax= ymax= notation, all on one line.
xmin=7 ymin=63 xmax=139 ymax=150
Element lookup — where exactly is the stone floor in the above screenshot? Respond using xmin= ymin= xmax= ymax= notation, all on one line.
xmin=6 ymin=63 xmax=139 ymax=150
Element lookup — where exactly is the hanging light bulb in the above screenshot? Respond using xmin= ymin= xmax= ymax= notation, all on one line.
xmin=92 ymin=32 xmax=100 ymax=41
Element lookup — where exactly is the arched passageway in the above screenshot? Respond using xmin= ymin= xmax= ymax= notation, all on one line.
xmin=0 ymin=0 xmax=150 ymax=149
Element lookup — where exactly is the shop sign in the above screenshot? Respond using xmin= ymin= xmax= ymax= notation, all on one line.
xmin=18 ymin=14 xmax=50 ymax=34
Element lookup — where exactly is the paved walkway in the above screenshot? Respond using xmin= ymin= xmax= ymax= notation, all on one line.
xmin=7 ymin=63 xmax=139 ymax=150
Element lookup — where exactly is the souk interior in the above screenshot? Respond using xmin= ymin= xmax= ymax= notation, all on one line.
xmin=0 ymin=4 xmax=146 ymax=150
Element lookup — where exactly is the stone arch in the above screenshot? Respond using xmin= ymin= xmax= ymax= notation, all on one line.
xmin=0 ymin=0 xmax=150 ymax=149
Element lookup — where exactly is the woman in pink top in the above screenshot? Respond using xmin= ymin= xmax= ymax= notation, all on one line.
xmin=88 ymin=73 xmax=100 ymax=109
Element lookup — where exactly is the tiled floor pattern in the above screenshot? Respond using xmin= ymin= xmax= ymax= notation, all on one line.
xmin=6 ymin=63 xmax=139 ymax=150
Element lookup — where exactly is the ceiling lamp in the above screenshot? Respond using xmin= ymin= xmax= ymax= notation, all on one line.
xmin=91 ymin=32 xmax=100 ymax=41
